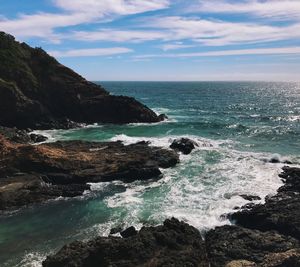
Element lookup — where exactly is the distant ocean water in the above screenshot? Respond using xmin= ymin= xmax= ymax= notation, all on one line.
xmin=1 ymin=82 xmax=300 ymax=266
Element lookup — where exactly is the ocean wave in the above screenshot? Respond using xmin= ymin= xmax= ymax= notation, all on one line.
xmin=85 ymin=136 xmax=293 ymax=235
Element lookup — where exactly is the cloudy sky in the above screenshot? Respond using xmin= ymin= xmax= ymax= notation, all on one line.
xmin=1 ymin=0 xmax=300 ymax=81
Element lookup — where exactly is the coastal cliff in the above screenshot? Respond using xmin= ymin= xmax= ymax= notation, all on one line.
xmin=0 ymin=32 xmax=163 ymax=129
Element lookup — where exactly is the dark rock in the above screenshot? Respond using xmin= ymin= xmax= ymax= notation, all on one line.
xmin=0 ymin=135 xmax=179 ymax=210
xmin=120 ymin=226 xmax=137 ymax=238
xmin=0 ymin=32 xmax=162 ymax=129
xmin=231 ymin=167 xmax=300 ymax=240
xmin=206 ymin=225 xmax=299 ymax=267
xmin=240 ymin=194 xmax=261 ymax=201
xmin=269 ymin=158 xmax=280 ymax=164
xmin=29 ymin=133 xmax=48 ymax=143
xmin=170 ymin=138 xmax=198 ymax=155
xmin=261 ymin=249 xmax=300 ymax=267
xmin=43 ymin=218 xmax=209 ymax=267
xmin=157 ymin=113 xmax=168 ymax=121
xmin=109 ymin=226 xmax=123 ymax=235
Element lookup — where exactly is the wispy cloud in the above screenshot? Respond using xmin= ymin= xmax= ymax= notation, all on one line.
xmin=135 ymin=46 xmax=300 ymax=59
xmin=50 ymin=47 xmax=133 ymax=57
xmin=191 ymin=0 xmax=300 ymax=20
xmin=62 ymin=15 xmax=300 ymax=46
xmin=147 ymin=16 xmax=300 ymax=46
xmin=71 ymin=29 xmax=166 ymax=43
xmin=0 ymin=0 xmax=170 ymax=41
xmin=160 ymin=43 xmax=196 ymax=51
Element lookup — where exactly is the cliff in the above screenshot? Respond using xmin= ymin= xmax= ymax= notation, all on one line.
xmin=0 ymin=32 xmax=163 ymax=129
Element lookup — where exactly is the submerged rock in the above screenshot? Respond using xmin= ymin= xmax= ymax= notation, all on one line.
xmin=0 ymin=32 xmax=163 ymax=129
xmin=43 ymin=218 xmax=209 ymax=267
xmin=170 ymin=138 xmax=198 ymax=155
xmin=206 ymin=225 xmax=299 ymax=267
xmin=0 ymin=135 xmax=179 ymax=210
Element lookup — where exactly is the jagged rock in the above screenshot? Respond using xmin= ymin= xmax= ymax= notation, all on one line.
xmin=170 ymin=138 xmax=198 ymax=155
xmin=239 ymin=195 xmax=261 ymax=201
xmin=0 ymin=32 xmax=163 ymax=129
xmin=206 ymin=225 xmax=299 ymax=267
xmin=120 ymin=226 xmax=137 ymax=238
xmin=0 ymin=135 xmax=179 ymax=210
xmin=43 ymin=218 xmax=209 ymax=267
xmin=29 ymin=133 xmax=48 ymax=143
xmin=231 ymin=167 xmax=300 ymax=240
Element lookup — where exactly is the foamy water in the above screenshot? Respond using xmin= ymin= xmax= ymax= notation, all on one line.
xmin=1 ymin=81 xmax=299 ymax=266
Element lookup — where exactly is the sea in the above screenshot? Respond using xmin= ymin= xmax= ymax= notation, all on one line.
xmin=1 ymin=81 xmax=300 ymax=266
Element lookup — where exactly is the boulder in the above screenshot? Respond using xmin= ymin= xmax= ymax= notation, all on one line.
xmin=170 ymin=138 xmax=198 ymax=155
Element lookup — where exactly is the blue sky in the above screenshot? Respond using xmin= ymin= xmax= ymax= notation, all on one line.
xmin=1 ymin=0 xmax=300 ymax=81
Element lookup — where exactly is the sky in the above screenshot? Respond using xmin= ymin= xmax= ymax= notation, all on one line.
xmin=1 ymin=0 xmax=300 ymax=81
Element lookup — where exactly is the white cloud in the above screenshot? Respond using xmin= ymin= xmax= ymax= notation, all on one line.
xmin=160 ymin=43 xmax=195 ymax=51
xmin=54 ymin=0 xmax=170 ymax=16
xmin=135 ymin=46 xmax=300 ymax=59
xmin=49 ymin=47 xmax=133 ymax=57
xmin=147 ymin=16 xmax=300 ymax=46
xmin=0 ymin=0 xmax=170 ymax=41
xmin=192 ymin=0 xmax=300 ymax=20
xmin=71 ymin=29 xmax=166 ymax=43
xmin=62 ymin=15 xmax=300 ymax=46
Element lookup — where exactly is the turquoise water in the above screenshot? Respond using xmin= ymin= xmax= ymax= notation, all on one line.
xmin=1 ymin=82 xmax=300 ymax=266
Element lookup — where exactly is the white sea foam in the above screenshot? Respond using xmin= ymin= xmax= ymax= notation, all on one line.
xmin=87 ymin=134 xmax=288 ymax=234
xmin=109 ymin=134 xmax=230 ymax=149
xmin=17 ymin=252 xmax=46 ymax=267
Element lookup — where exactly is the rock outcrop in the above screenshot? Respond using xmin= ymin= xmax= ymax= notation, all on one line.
xmin=231 ymin=167 xmax=300 ymax=240
xmin=0 ymin=135 xmax=179 ymax=210
xmin=43 ymin=218 xmax=209 ymax=267
xmin=0 ymin=32 xmax=163 ymax=129
xmin=206 ymin=225 xmax=299 ymax=266
xmin=170 ymin=138 xmax=198 ymax=155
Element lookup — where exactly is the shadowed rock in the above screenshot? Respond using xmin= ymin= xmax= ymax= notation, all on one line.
xmin=43 ymin=218 xmax=209 ymax=267
xmin=0 ymin=32 xmax=164 ymax=129
xmin=206 ymin=225 xmax=299 ymax=267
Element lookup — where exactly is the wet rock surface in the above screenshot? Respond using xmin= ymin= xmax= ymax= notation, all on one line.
xmin=206 ymin=225 xmax=299 ymax=266
xmin=231 ymin=167 xmax=300 ymax=240
xmin=0 ymin=135 xmax=179 ymax=210
xmin=43 ymin=218 xmax=209 ymax=267
xmin=170 ymin=138 xmax=198 ymax=155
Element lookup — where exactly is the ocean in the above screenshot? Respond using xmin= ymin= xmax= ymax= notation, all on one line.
xmin=1 ymin=81 xmax=300 ymax=266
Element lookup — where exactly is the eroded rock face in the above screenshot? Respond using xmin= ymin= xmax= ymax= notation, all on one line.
xmin=231 ymin=167 xmax=300 ymax=240
xmin=0 ymin=32 xmax=163 ymax=129
xmin=206 ymin=225 xmax=299 ymax=267
xmin=43 ymin=218 xmax=209 ymax=267
xmin=170 ymin=138 xmax=198 ymax=155
xmin=0 ymin=135 xmax=179 ymax=210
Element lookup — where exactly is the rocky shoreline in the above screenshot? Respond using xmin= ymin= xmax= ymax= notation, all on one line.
xmin=0 ymin=132 xmax=179 ymax=211
xmin=43 ymin=166 xmax=300 ymax=267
